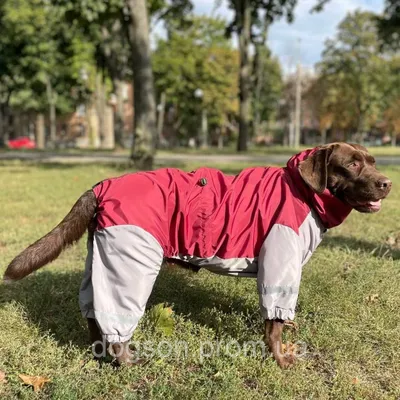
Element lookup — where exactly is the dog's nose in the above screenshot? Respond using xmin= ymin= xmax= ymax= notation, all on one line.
xmin=377 ymin=178 xmax=392 ymax=190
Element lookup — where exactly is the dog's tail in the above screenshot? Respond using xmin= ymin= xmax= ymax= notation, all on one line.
xmin=4 ymin=189 xmax=97 ymax=282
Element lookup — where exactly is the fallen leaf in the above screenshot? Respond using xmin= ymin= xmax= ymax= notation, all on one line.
xmin=365 ymin=294 xmax=379 ymax=304
xmin=284 ymin=321 xmax=299 ymax=331
xmin=351 ymin=377 xmax=359 ymax=385
xmin=148 ymin=303 xmax=175 ymax=336
xmin=19 ymin=374 xmax=51 ymax=392
xmin=0 ymin=370 xmax=7 ymax=384
xmin=281 ymin=342 xmax=299 ymax=355
xmin=386 ymin=234 xmax=400 ymax=249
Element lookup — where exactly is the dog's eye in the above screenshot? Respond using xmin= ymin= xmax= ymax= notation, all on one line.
xmin=348 ymin=162 xmax=359 ymax=168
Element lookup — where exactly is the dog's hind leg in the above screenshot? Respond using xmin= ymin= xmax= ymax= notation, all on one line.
xmin=89 ymin=225 xmax=164 ymax=365
xmin=79 ymin=221 xmax=108 ymax=358
xmin=87 ymin=318 xmax=105 ymax=358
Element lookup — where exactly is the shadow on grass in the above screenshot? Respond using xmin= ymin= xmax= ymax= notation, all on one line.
xmin=33 ymin=161 xmax=249 ymax=176
xmin=31 ymin=160 xmax=188 ymax=172
xmin=0 ymin=266 xmax=256 ymax=349
xmin=321 ymin=234 xmax=400 ymax=260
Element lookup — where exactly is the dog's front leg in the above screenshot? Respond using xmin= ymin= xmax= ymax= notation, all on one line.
xmin=264 ymin=319 xmax=296 ymax=369
xmin=110 ymin=342 xmax=134 ymax=365
xmin=87 ymin=319 xmax=132 ymax=364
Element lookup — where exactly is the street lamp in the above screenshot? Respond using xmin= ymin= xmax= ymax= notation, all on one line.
xmin=194 ymin=88 xmax=203 ymax=99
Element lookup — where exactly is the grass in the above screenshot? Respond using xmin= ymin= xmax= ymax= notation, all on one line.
xmin=3 ymin=144 xmax=400 ymax=159
xmin=0 ymin=160 xmax=399 ymax=399
xmin=158 ymin=145 xmax=400 ymax=158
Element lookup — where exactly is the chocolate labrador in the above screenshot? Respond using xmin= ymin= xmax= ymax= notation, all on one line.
xmin=4 ymin=142 xmax=392 ymax=369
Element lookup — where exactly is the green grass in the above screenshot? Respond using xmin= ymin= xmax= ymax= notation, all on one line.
xmin=0 ymin=160 xmax=399 ymax=399
xmin=3 ymin=144 xmax=400 ymax=158
xmin=159 ymin=145 xmax=400 ymax=157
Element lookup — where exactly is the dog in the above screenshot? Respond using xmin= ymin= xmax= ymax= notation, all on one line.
xmin=4 ymin=142 xmax=392 ymax=369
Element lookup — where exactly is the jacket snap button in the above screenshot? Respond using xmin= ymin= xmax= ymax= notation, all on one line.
xmin=199 ymin=178 xmax=207 ymax=186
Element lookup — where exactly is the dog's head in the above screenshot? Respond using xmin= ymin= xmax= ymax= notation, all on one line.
xmin=299 ymin=142 xmax=391 ymax=213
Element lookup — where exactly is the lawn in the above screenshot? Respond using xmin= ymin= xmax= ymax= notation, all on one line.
xmin=0 ymin=160 xmax=399 ymax=399
xmin=158 ymin=145 xmax=400 ymax=158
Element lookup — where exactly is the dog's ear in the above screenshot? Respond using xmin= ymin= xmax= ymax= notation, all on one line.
xmin=299 ymin=146 xmax=334 ymax=194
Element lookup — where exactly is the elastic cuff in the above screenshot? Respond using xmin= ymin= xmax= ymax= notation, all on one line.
xmin=104 ymin=334 xmax=133 ymax=344
xmin=261 ymin=307 xmax=295 ymax=320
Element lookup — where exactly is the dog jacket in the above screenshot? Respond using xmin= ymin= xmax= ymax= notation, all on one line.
xmin=79 ymin=149 xmax=353 ymax=343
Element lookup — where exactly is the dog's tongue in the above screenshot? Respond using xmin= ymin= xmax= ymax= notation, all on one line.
xmin=367 ymin=199 xmax=382 ymax=210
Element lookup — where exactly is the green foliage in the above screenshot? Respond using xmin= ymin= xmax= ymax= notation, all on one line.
xmin=0 ymin=0 xmax=94 ymax=114
xmin=224 ymin=0 xmax=299 ymax=38
xmin=317 ymin=11 xmax=393 ymax=134
xmin=148 ymin=303 xmax=175 ymax=336
xmin=153 ymin=16 xmax=239 ymax=138
xmin=378 ymin=0 xmax=400 ymax=49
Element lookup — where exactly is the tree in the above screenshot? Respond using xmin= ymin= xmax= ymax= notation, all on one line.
xmin=224 ymin=0 xmax=324 ymax=151
xmin=153 ymin=16 xmax=239 ymax=146
xmin=52 ymin=0 xmax=192 ymax=168
xmin=123 ymin=0 xmax=156 ymax=168
xmin=252 ymin=47 xmax=282 ymax=137
xmin=0 ymin=0 xmax=92 ymax=144
xmin=381 ymin=56 xmax=400 ymax=144
xmin=317 ymin=11 xmax=390 ymax=141
xmin=378 ymin=0 xmax=400 ymax=48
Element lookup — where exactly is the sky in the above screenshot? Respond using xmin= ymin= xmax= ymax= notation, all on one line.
xmin=155 ymin=0 xmax=384 ymax=73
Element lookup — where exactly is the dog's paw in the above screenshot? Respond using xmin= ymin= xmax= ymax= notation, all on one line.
xmin=116 ymin=356 xmax=148 ymax=367
xmin=276 ymin=354 xmax=296 ymax=369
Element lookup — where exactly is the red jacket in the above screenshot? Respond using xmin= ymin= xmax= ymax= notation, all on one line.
xmin=84 ymin=148 xmax=354 ymax=337
xmin=93 ymin=149 xmax=352 ymax=259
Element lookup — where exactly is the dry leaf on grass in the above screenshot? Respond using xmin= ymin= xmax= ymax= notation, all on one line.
xmin=0 ymin=370 xmax=7 ymax=384
xmin=351 ymin=377 xmax=360 ymax=385
xmin=365 ymin=293 xmax=379 ymax=303
xmin=281 ymin=342 xmax=299 ymax=355
xmin=385 ymin=234 xmax=400 ymax=249
xmin=19 ymin=374 xmax=51 ymax=392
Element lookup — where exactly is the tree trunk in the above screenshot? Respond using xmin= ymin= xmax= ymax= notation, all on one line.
xmin=125 ymin=0 xmax=157 ymax=170
xmin=217 ymin=127 xmax=224 ymax=149
xmin=2 ymin=107 xmax=9 ymax=143
xmin=157 ymin=91 xmax=166 ymax=147
xmin=236 ymin=0 xmax=251 ymax=152
xmin=253 ymin=21 xmax=268 ymax=138
xmin=46 ymin=76 xmax=57 ymax=144
xmin=321 ymin=128 xmax=327 ymax=145
xmin=103 ymin=105 xmax=115 ymax=149
xmin=200 ymin=109 xmax=208 ymax=149
xmin=36 ymin=113 xmax=45 ymax=149
xmin=88 ymin=104 xmax=100 ymax=147
xmin=0 ymin=107 xmax=3 ymax=144
xmin=294 ymin=63 xmax=302 ymax=147
xmin=95 ymin=71 xmax=106 ymax=148
xmin=391 ymin=132 xmax=396 ymax=147
xmin=114 ymin=79 xmax=125 ymax=148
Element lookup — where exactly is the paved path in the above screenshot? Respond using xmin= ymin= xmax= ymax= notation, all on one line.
xmin=0 ymin=150 xmax=399 ymax=166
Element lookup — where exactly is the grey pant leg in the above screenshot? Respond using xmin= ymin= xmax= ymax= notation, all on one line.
xmin=91 ymin=225 xmax=164 ymax=343
xmin=79 ymin=236 xmax=95 ymax=319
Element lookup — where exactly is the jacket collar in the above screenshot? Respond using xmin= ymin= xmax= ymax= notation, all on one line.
xmin=285 ymin=148 xmax=353 ymax=229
